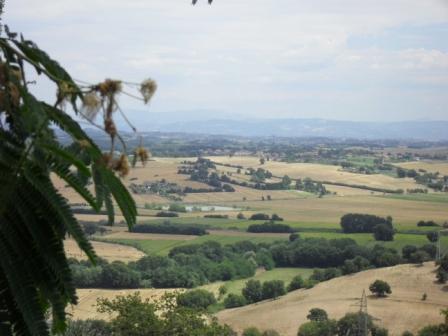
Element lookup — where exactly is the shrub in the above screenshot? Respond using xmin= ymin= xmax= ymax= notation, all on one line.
xmin=247 ymin=222 xmax=294 ymax=233
xmin=168 ymin=203 xmax=187 ymax=213
xmin=340 ymin=214 xmax=392 ymax=233
xmin=176 ymin=289 xmax=216 ymax=310
xmin=262 ymin=280 xmax=286 ymax=300
xmin=426 ymin=231 xmax=439 ymax=243
xmin=307 ymin=308 xmax=328 ymax=322
xmin=131 ymin=223 xmax=207 ymax=236
xmin=409 ymin=251 xmax=431 ymax=264
xmin=373 ymin=224 xmax=395 ymax=241
xmin=155 ymin=211 xmax=179 ymax=217
xmin=243 ymin=327 xmax=262 ymax=336
xmin=224 ymin=294 xmax=247 ymax=308
xmin=249 ymin=213 xmax=270 ymax=220
xmin=417 ymin=220 xmax=439 ymax=227
xmin=271 ymin=214 xmax=284 ymax=221
xmin=289 ymin=233 xmax=300 ymax=242
xmin=100 ymin=262 xmax=141 ymax=289
xmin=297 ymin=320 xmax=337 ymax=336
xmin=242 ymin=280 xmax=263 ymax=303
xmin=237 ymin=212 xmax=246 ymax=219
xmin=369 ymin=280 xmax=392 ymax=297
xmin=287 ymin=275 xmax=305 ymax=292
xmin=204 ymin=214 xmax=229 ymax=219
xmin=64 ymin=319 xmax=112 ymax=336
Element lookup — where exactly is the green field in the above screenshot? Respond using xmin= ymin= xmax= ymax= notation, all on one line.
xmin=106 ymin=235 xmax=288 ymax=255
xmin=102 ymin=230 xmax=448 ymax=256
xmin=381 ymin=193 xmax=448 ymax=204
xmin=142 ymin=217 xmax=339 ymax=231
xmin=202 ymin=268 xmax=314 ymax=299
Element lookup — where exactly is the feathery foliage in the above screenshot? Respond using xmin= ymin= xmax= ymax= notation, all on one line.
xmin=0 ymin=21 xmax=158 ymax=334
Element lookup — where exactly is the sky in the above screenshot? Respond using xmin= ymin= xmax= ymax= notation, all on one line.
xmin=5 ymin=0 xmax=448 ymax=123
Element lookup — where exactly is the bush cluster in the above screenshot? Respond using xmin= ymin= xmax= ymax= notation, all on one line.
xmin=131 ymin=223 xmax=208 ymax=236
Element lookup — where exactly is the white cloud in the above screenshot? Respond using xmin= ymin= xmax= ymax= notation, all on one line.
xmin=5 ymin=0 xmax=448 ymax=121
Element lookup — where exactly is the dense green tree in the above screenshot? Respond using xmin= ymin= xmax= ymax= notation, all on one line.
xmin=337 ymin=312 xmax=373 ymax=336
xmin=262 ymin=280 xmax=286 ymax=300
xmin=373 ymin=224 xmax=395 ymax=241
xmin=402 ymin=245 xmax=418 ymax=260
xmin=426 ymin=231 xmax=439 ymax=243
xmin=64 ymin=319 xmax=112 ymax=336
xmin=369 ymin=280 xmax=392 ymax=297
xmin=242 ymin=279 xmax=263 ymax=303
xmin=0 ymin=22 xmax=142 ymax=335
xmin=287 ymin=275 xmax=305 ymax=292
xmin=409 ymin=251 xmax=431 ymax=265
xmin=97 ymin=292 xmax=163 ymax=336
xmin=176 ymin=289 xmax=216 ymax=310
xmin=243 ymin=327 xmax=262 ymax=336
xmin=307 ymin=308 xmax=328 ymax=322
xmin=297 ymin=320 xmax=337 ymax=336
xmin=224 ymin=294 xmax=247 ymax=308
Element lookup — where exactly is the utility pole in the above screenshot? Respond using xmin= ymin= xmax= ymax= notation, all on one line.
xmin=357 ymin=290 xmax=369 ymax=336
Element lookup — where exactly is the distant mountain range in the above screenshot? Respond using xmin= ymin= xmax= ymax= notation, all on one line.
xmin=129 ymin=116 xmax=448 ymax=141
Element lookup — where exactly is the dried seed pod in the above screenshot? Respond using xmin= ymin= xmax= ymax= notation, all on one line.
xmin=7 ymin=83 xmax=20 ymax=107
xmin=113 ymin=154 xmax=130 ymax=177
xmin=82 ymin=91 xmax=102 ymax=121
xmin=101 ymin=153 xmax=113 ymax=167
xmin=104 ymin=118 xmax=117 ymax=137
xmin=140 ymin=79 xmax=157 ymax=104
xmin=97 ymin=79 xmax=122 ymax=97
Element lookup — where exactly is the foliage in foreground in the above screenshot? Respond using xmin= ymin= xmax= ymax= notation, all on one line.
xmin=67 ymin=292 xmax=236 ymax=336
xmin=0 ymin=23 xmax=157 ymax=334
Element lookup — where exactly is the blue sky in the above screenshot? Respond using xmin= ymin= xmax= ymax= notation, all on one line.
xmin=5 ymin=0 xmax=448 ymax=123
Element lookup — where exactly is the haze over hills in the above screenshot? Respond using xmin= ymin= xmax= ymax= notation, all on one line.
xmin=119 ymin=112 xmax=448 ymax=141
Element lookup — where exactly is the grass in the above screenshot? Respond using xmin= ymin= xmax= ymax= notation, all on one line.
xmin=300 ymin=232 xmax=448 ymax=251
xmin=105 ymin=234 xmax=288 ymax=255
xmin=142 ymin=217 xmax=339 ymax=231
xmin=204 ymin=268 xmax=315 ymax=298
xmin=381 ymin=193 xmax=448 ymax=204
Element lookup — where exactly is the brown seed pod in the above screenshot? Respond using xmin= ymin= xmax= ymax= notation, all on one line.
xmin=82 ymin=91 xmax=102 ymax=121
xmin=101 ymin=153 xmax=113 ymax=167
xmin=113 ymin=154 xmax=130 ymax=177
xmin=97 ymin=79 xmax=122 ymax=97
xmin=104 ymin=118 xmax=117 ymax=137
xmin=140 ymin=79 xmax=157 ymax=104
xmin=7 ymin=83 xmax=20 ymax=107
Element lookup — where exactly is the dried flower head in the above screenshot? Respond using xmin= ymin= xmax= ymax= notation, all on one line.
xmin=104 ymin=118 xmax=117 ymax=137
xmin=101 ymin=153 xmax=113 ymax=167
xmin=97 ymin=79 xmax=122 ymax=97
xmin=82 ymin=91 xmax=102 ymax=121
xmin=57 ymin=81 xmax=74 ymax=105
xmin=134 ymin=146 xmax=150 ymax=166
xmin=7 ymin=83 xmax=20 ymax=107
xmin=77 ymin=139 xmax=91 ymax=149
xmin=140 ymin=79 xmax=157 ymax=104
xmin=113 ymin=154 xmax=130 ymax=177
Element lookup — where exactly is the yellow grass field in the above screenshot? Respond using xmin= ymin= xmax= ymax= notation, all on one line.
xmin=217 ymin=263 xmax=448 ymax=335
xmin=64 ymin=239 xmax=145 ymax=262
xmin=208 ymin=156 xmax=422 ymax=191
xmin=395 ymin=161 xmax=448 ymax=175
xmin=68 ymin=288 xmax=181 ymax=320
xmin=237 ymin=195 xmax=448 ymax=227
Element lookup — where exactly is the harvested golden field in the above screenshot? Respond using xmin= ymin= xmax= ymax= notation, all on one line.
xmin=208 ymin=156 xmax=422 ymax=191
xmin=395 ymin=161 xmax=448 ymax=175
xmin=68 ymin=288 xmax=181 ymax=320
xmin=237 ymin=195 xmax=448 ymax=227
xmin=64 ymin=239 xmax=145 ymax=262
xmin=217 ymin=263 xmax=448 ymax=335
